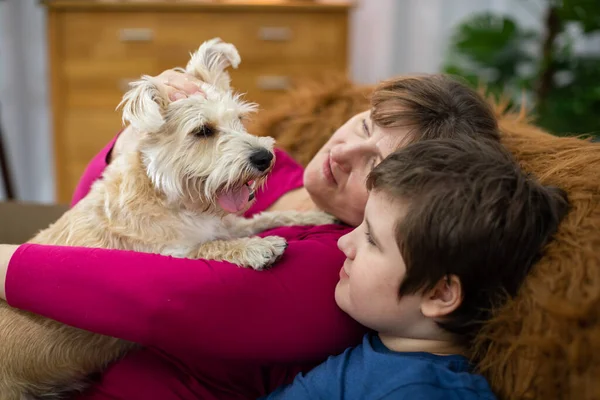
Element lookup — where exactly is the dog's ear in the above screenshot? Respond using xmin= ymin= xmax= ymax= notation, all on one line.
xmin=185 ymin=38 xmax=241 ymax=91
xmin=117 ymin=76 xmax=169 ymax=133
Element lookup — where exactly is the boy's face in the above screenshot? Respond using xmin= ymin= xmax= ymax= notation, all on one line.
xmin=335 ymin=191 xmax=423 ymax=334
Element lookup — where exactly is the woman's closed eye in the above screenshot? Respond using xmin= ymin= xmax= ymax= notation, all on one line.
xmin=362 ymin=119 xmax=370 ymax=138
xmin=361 ymin=119 xmax=379 ymax=170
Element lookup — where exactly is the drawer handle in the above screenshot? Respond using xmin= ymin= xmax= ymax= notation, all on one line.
xmin=258 ymin=27 xmax=292 ymax=42
xmin=118 ymin=78 xmax=137 ymax=93
xmin=119 ymin=28 xmax=154 ymax=42
xmin=256 ymin=76 xmax=291 ymax=91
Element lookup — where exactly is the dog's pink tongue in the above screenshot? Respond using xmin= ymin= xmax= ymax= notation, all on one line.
xmin=217 ymin=185 xmax=250 ymax=213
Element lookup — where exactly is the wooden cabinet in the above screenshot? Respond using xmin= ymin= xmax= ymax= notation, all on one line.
xmin=44 ymin=0 xmax=351 ymax=203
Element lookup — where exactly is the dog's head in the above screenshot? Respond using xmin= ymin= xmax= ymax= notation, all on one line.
xmin=118 ymin=38 xmax=274 ymax=214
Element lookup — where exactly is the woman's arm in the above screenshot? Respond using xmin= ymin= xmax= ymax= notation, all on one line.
xmin=4 ymin=225 xmax=365 ymax=364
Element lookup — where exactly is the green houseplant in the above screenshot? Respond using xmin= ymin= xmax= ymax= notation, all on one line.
xmin=444 ymin=0 xmax=600 ymax=137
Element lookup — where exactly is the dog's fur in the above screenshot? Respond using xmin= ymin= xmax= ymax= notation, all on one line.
xmin=0 ymin=38 xmax=333 ymax=400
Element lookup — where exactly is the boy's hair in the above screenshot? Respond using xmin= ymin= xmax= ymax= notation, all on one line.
xmin=371 ymin=74 xmax=500 ymax=144
xmin=367 ymin=138 xmax=569 ymax=341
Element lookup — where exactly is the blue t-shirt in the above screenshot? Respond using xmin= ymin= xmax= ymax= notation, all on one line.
xmin=261 ymin=334 xmax=495 ymax=400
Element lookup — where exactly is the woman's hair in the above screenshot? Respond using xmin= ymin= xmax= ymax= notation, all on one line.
xmin=252 ymin=74 xmax=500 ymax=167
xmin=367 ymin=137 xmax=569 ymax=343
xmin=371 ymin=74 xmax=500 ymax=144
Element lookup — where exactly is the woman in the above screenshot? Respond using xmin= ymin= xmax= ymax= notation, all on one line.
xmin=0 ymin=71 xmax=499 ymax=399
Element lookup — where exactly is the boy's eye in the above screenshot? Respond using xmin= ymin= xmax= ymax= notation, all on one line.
xmin=365 ymin=231 xmax=376 ymax=246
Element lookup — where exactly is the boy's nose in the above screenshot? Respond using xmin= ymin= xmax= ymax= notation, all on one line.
xmin=337 ymin=233 xmax=355 ymax=260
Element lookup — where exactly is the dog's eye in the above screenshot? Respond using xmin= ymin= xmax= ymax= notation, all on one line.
xmin=191 ymin=124 xmax=216 ymax=138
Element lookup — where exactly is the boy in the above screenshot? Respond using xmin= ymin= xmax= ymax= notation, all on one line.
xmin=262 ymin=137 xmax=569 ymax=399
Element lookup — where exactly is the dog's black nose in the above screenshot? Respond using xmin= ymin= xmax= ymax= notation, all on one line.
xmin=250 ymin=149 xmax=274 ymax=172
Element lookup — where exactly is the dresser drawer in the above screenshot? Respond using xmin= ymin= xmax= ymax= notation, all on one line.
xmin=230 ymin=62 xmax=346 ymax=108
xmin=63 ymin=63 xmax=159 ymax=109
xmin=60 ymin=11 xmax=347 ymax=69
xmin=62 ymin=12 xmax=160 ymax=62
xmin=59 ymin=11 xmax=347 ymax=109
xmin=156 ymin=12 xmax=348 ymax=66
xmin=64 ymin=62 xmax=347 ymax=112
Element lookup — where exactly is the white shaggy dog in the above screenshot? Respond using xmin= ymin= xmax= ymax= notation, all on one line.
xmin=0 ymin=38 xmax=333 ymax=400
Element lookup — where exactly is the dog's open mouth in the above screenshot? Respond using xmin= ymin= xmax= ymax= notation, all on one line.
xmin=217 ymin=180 xmax=257 ymax=213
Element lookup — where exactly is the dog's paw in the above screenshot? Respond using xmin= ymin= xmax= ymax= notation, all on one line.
xmin=296 ymin=211 xmax=337 ymax=226
xmin=243 ymin=236 xmax=288 ymax=271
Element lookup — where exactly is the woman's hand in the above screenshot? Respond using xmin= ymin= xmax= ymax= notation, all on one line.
xmin=0 ymin=244 xmax=19 ymax=301
xmin=158 ymin=69 xmax=205 ymax=102
xmin=109 ymin=69 xmax=206 ymax=162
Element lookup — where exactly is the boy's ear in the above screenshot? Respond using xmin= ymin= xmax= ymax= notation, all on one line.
xmin=118 ymin=75 xmax=169 ymax=133
xmin=420 ymin=275 xmax=463 ymax=318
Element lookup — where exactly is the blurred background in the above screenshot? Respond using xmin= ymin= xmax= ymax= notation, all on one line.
xmin=0 ymin=0 xmax=598 ymax=205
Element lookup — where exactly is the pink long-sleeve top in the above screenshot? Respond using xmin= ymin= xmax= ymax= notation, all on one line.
xmin=6 ymin=138 xmax=366 ymax=399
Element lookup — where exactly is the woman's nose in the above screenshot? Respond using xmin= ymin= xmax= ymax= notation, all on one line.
xmin=330 ymin=143 xmax=366 ymax=173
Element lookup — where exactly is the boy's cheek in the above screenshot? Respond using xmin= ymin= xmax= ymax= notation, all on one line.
xmin=334 ymin=281 xmax=350 ymax=313
xmin=334 ymin=279 xmax=372 ymax=325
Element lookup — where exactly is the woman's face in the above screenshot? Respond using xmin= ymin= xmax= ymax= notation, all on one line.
xmin=304 ymin=111 xmax=409 ymax=226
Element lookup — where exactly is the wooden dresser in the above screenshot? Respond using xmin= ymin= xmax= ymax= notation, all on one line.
xmin=43 ymin=0 xmax=352 ymax=203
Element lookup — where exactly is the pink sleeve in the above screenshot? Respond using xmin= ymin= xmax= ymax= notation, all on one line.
xmin=6 ymin=225 xmax=365 ymax=363
xmin=71 ymin=135 xmax=119 ymax=207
